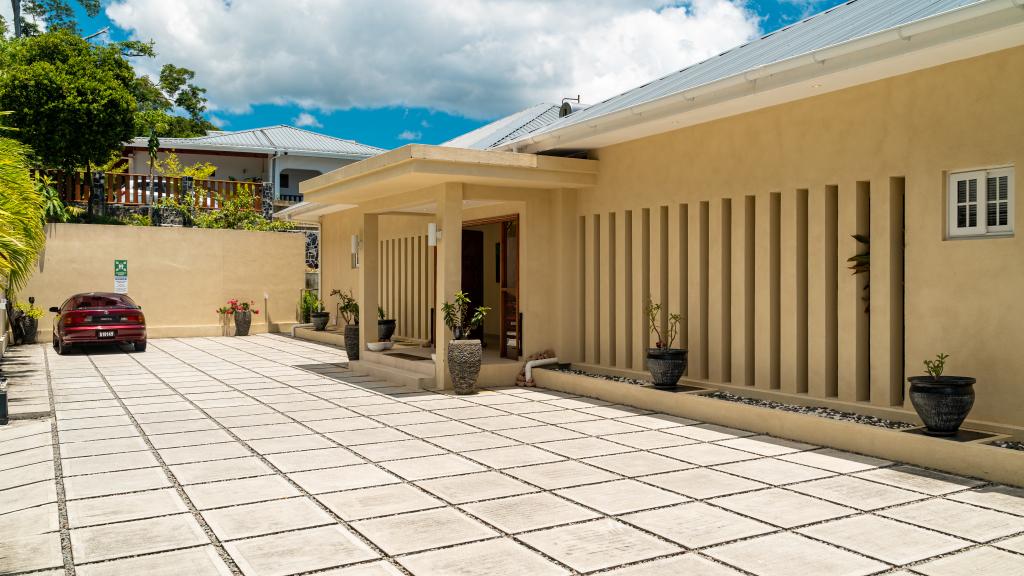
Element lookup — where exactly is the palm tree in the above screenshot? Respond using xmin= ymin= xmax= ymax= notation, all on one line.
xmin=0 ymin=118 xmax=45 ymax=298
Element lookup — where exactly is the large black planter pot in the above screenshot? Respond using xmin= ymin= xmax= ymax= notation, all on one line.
xmin=343 ymin=324 xmax=360 ymax=361
xmin=378 ymin=319 xmax=396 ymax=341
xmin=447 ymin=339 xmax=482 ymax=395
xmin=22 ymin=317 xmax=39 ymax=344
xmin=647 ymin=348 xmax=688 ymax=388
xmin=234 ymin=311 xmax=252 ymax=336
xmin=311 ymin=312 xmax=330 ymax=331
xmin=908 ymin=376 xmax=976 ymax=436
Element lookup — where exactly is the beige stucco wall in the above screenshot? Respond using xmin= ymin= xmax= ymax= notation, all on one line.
xmin=316 ymin=46 xmax=1023 ymax=430
xmin=24 ymin=224 xmax=304 ymax=339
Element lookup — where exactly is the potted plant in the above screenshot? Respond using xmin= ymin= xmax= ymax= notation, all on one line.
xmin=311 ymin=300 xmax=330 ymax=331
xmin=908 ymin=353 xmax=975 ymax=436
xmin=15 ymin=299 xmax=42 ymax=344
xmin=225 ymin=299 xmax=259 ymax=336
xmin=441 ymin=291 xmax=490 ymax=395
xmin=216 ymin=305 xmax=233 ymax=336
xmin=331 ymin=289 xmax=360 ymax=360
xmin=646 ymin=298 xmax=687 ymax=388
xmin=378 ymin=306 xmax=396 ymax=341
xmin=298 ymin=290 xmax=319 ymax=323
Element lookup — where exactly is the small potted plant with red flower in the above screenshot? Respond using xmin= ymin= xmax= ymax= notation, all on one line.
xmin=223 ymin=299 xmax=260 ymax=336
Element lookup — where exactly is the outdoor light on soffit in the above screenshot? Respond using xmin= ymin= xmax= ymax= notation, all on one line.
xmin=427 ymin=222 xmax=443 ymax=247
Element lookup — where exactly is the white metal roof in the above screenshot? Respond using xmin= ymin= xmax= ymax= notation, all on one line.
xmin=130 ymin=125 xmax=386 ymax=159
xmin=506 ymin=0 xmax=990 ymax=150
xmin=442 ymin=103 xmax=561 ymax=150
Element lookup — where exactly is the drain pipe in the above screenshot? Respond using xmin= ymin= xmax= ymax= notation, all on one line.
xmin=525 ymin=357 xmax=559 ymax=384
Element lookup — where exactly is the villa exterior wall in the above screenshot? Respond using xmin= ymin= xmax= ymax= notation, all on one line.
xmin=577 ymin=46 xmax=1024 ymax=429
xmin=316 ymin=46 xmax=1022 ymax=430
xmin=23 ymin=224 xmax=304 ymax=339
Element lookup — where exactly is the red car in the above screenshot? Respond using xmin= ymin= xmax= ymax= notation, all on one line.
xmin=50 ymin=292 xmax=147 ymax=355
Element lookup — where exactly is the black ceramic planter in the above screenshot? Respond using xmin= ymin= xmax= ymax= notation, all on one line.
xmin=647 ymin=348 xmax=688 ymax=388
xmin=22 ymin=317 xmax=38 ymax=344
xmin=233 ymin=311 xmax=252 ymax=336
xmin=343 ymin=324 xmax=360 ymax=361
xmin=908 ymin=376 xmax=975 ymax=436
xmin=311 ymin=312 xmax=330 ymax=331
xmin=378 ymin=319 xmax=396 ymax=341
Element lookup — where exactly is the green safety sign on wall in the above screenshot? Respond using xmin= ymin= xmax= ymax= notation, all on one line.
xmin=114 ymin=259 xmax=128 ymax=294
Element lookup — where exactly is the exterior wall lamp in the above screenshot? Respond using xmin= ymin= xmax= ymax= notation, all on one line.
xmin=427 ymin=222 xmax=443 ymax=247
xmin=351 ymin=234 xmax=361 ymax=268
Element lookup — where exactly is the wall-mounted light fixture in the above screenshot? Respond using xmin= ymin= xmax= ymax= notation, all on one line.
xmin=427 ymin=222 xmax=443 ymax=247
xmin=351 ymin=234 xmax=361 ymax=268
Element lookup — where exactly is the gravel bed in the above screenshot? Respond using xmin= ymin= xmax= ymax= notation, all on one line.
xmin=992 ymin=440 xmax=1024 ymax=451
xmin=546 ymin=365 xmax=915 ymax=430
xmin=705 ymin=391 xmax=916 ymax=429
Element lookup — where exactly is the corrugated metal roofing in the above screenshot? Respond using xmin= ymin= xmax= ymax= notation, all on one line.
xmin=513 ymin=0 xmax=984 ymax=144
xmin=442 ymin=103 xmax=561 ymax=150
xmin=132 ymin=125 xmax=386 ymax=158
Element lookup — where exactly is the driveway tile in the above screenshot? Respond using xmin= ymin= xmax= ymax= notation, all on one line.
xmin=506 ymin=460 xmax=620 ymax=489
xmin=352 ymin=507 xmax=498 ymax=555
xmin=184 ymin=475 xmax=301 ymax=510
xmin=202 ymin=497 xmax=333 ymax=540
xmin=602 ymin=553 xmax=745 ymax=575
xmin=147 ymin=429 xmax=235 ymax=449
xmin=582 ymin=452 xmax=694 ymax=477
xmin=878 ymin=499 xmax=1024 ymax=542
xmin=426 ymin=431 xmax=520 ymax=452
xmin=777 ymin=448 xmax=892 ymax=473
xmin=349 ymin=439 xmax=446 ymax=462
xmin=518 ymin=518 xmax=679 ymax=573
xmin=289 ymin=464 xmax=401 ymax=493
xmin=379 ymin=454 xmax=485 ymax=481
xmin=398 ymin=538 xmax=568 ymax=576
xmin=557 ymin=479 xmax=689 ymax=514
xmin=462 ymin=445 xmax=564 ymax=469
xmin=75 ymin=546 xmax=232 ymax=576
xmin=537 ymin=437 xmax=634 ymax=459
xmin=524 ymin=410 xmax=602 ymax=424
xmin=462 ymin=492 xmax=600 ymax=533
xmin=852 ymin=465 xmax=984 ymax=495
xmin=318 ymin=483 xmax=444 ymax=521
xmin=654 ymin=443 xmax=760 ymax=466
xmin=711 ymin=487 xmax=855 ymax=528
xmin=623 ymin=502 xmax=773 ymax=547
xmin=415 ymin=471 xmax=537 ymax=504
xmin=712 ymin=458 xmax=835 ymax=486
xmin=0 ymin=481 xmax=56 ymax=515
xmin=396 ymin=421 xmax=479 ymax=438
xmin=0 ymin=532 xmax=63 ymax=574
xmin=614 ymin=414 xmax=700 ymax=429
xmin=1 ymin=445 xmax=54 ymax=472
xmin=139 ymin=418 xmax=221 ymax=435
xmin=58 ymin=425 xmax=140 ymax=443
xmin=158 ymin=441 xmax=251 ymax=464
xmin=247 ymin=434 xmax=335 ymax=454
xmin=602 ymin=430 xmax=697 ymax=450
xmin=66 ymin=488 xmax=188 ymax=527
xmin=0 ymin=460 xmax=54 ymax=490
xmin=59 ymin=437 xmax=148 ymax=458
xmin=788 ymin=475 xmax=928 ymax=511
xmin=666 ymin=423 xmax=755 ymax=442
xmin=70 ymin=514 xmax=209 ymax=563
xmin=230 ymin=423 xmax=311 ymax=440
xmin=225 ymin=525 xmax=378 ymax=576
xmin=912 ymin=546 xmax=1024 ymax=576
xmin=706 ymin=532 xmax=887 ymax=576
xmin=169 ymin=456 xmax=274 ymax=484
xmin=328 ymin=427 xmax=414 ymax=446
xmin=64 ymin=467 xmax=170 ymax=499
xmin=798 ymin=515 xmax=969 ymax=564
xmin=948 ymin=484 xmax=1024 ymax=516
xmin=495 ymin=425 xmax=583 ymax=443
xmin=265 ymin=447 xmax=365 ymax=472
xmin=643 ymin=468 xmax=766 ymax=499
xmin=561 ymin=419 xmax=647 ymax=436
xmin=0 ymin=503 xmax=59 ymax=539
xmin=715 ymin=435 xmax=817 ymax=456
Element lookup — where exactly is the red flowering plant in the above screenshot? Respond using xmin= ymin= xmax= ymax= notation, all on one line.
xmin=221 ymin=299 xmax=260 ymax=315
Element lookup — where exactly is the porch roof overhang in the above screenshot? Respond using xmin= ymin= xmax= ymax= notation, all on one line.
xmin=300 ymin=144 xmax=598 ymax=206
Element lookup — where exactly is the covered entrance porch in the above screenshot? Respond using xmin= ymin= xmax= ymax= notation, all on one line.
xmin=299 ymin=144 xmax=598 ymax=390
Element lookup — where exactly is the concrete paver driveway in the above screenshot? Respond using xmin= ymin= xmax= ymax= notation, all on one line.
xmin=2 ymin=335 xmax=1024 ymax=576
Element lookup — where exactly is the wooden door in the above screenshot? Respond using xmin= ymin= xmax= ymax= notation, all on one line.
xmin=500 ymin=218 xmax=520 ymax=359
xmin=461 ymin=229 xmax=485 ymax=341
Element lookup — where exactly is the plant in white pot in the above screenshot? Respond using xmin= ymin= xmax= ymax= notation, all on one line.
xmin=331 ymin=289 xmax=360 ymax=361
xmin=442 ymin=291 xmax=490 ymax=395
xmin=646 ymin=298 xmax=687 ymax=388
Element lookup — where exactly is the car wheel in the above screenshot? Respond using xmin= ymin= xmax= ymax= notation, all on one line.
xmin=135 ymin=341 xmax=147 ymax=352
xmin=55 ymin=339 xmax=69 ymax=355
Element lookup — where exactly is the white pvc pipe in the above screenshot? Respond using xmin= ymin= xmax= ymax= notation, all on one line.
xmin=291 ymin=323 xmax=314 ymax=337
xmin=525 ymin=357 xmax=559 ymax=383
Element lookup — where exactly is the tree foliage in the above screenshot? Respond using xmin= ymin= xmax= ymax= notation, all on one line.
xmin=133 ymin=64 xmax=218 ymax=138
xmin=0 ymin=30 xmax=136 ymax=172
xmin=193 ymin=186 xmax=293 ymax=232
xmin=6 ymin=0 xmax=101 ymax=39
xmin=0 ymin=114 xmax=45 ymax=297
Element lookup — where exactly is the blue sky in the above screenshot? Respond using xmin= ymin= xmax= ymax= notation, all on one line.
xmin=63 ymin=0 xmax=846 ymax=149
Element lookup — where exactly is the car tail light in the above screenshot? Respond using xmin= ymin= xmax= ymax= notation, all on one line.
xmin=63 ymin=312 xmax=91 ymax=326
xmin=121 ymin=313 xmax=144 ymax=323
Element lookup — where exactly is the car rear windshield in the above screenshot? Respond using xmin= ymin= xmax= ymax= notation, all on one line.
xmin=71 ymin=295 xmax=138 ymax=309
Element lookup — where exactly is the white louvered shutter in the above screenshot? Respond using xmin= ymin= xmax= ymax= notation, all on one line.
xmin=949 ymin=170 xmax=985 ymax=237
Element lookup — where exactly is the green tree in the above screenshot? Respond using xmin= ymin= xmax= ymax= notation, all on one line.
xmin=133 ymin=64 xmax=218 ymax=138
xmin=0 ymin=30 xmax=136 ymax=173
xmin=7 ymin=0 xmax=101 ymax=39
xmin=0 ymin=114 xmax=45 ymax=297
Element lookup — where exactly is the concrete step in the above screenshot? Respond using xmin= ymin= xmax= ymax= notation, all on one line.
xmin=361 ymin=349 xmax=435 ymax=377
xmin=349 ymin=360 xmax=436 ymax=390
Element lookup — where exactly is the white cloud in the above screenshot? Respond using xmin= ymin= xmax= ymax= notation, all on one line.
xmin=293 ymin=112 xmax=323 ymax=128
xmin=397 ymin=130 xmax=422 ymax=141
xmin=208 ymin=114 xmax=228 ymax=128
xmin=105 ymin=0 xmax=759 ymax=119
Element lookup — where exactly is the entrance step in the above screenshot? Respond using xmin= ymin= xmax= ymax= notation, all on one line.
xmin=349 ymin=359 xmax=436 ymax=390
xmin=361 ymin=349 xmax=435 ymax=377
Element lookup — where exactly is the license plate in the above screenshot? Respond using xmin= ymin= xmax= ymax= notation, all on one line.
xmin=97 ymin=330 xmax=115 ymax=338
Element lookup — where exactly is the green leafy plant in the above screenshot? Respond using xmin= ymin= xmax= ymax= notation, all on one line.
xmin=847 ymin=234 xmax=869 ymax=313
xmin=378 ymin=306 xmax=392 ymax=321
xmin=441 ymin=291 xmax=490 ymax=340
xmin=924 ymin=353 xmax=949 ymax=380
xmin=298 ymin=290 xmax=319 ymax=323
xmin=192 ymin=184 xmax=292 ymax=232
xmin=0 ymin=115 xmax=45 ymax=298
xmin=330 ymin=289 xmax=359 ymax=325
xmin=121 ymin=213 xmax=151 ymax=227
xmin=15 ymin=300 xmax=42 ymax=319
xmin=646 ymin=297 xmax=682 ymax=349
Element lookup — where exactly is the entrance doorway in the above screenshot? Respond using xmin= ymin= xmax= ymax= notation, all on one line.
xmin=462 ymin=215 xmax=520 ymax=359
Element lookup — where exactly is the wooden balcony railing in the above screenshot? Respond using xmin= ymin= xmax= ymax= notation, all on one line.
xmin=32 ymin=171 xmax=263 ymax=211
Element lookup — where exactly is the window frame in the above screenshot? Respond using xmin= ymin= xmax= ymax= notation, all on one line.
xmin=948 ymin=166 xmax=1014 ymax=238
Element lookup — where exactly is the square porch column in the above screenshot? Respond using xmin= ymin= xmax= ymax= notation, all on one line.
xmin=433 ymin=183 xmax=463 ymax=391
xmin=360 ymin=213 xmax=379 ymax=353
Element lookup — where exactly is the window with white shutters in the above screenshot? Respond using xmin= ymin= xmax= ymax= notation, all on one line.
xmin=949 ymin=167 xmax=1014 ymax=238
